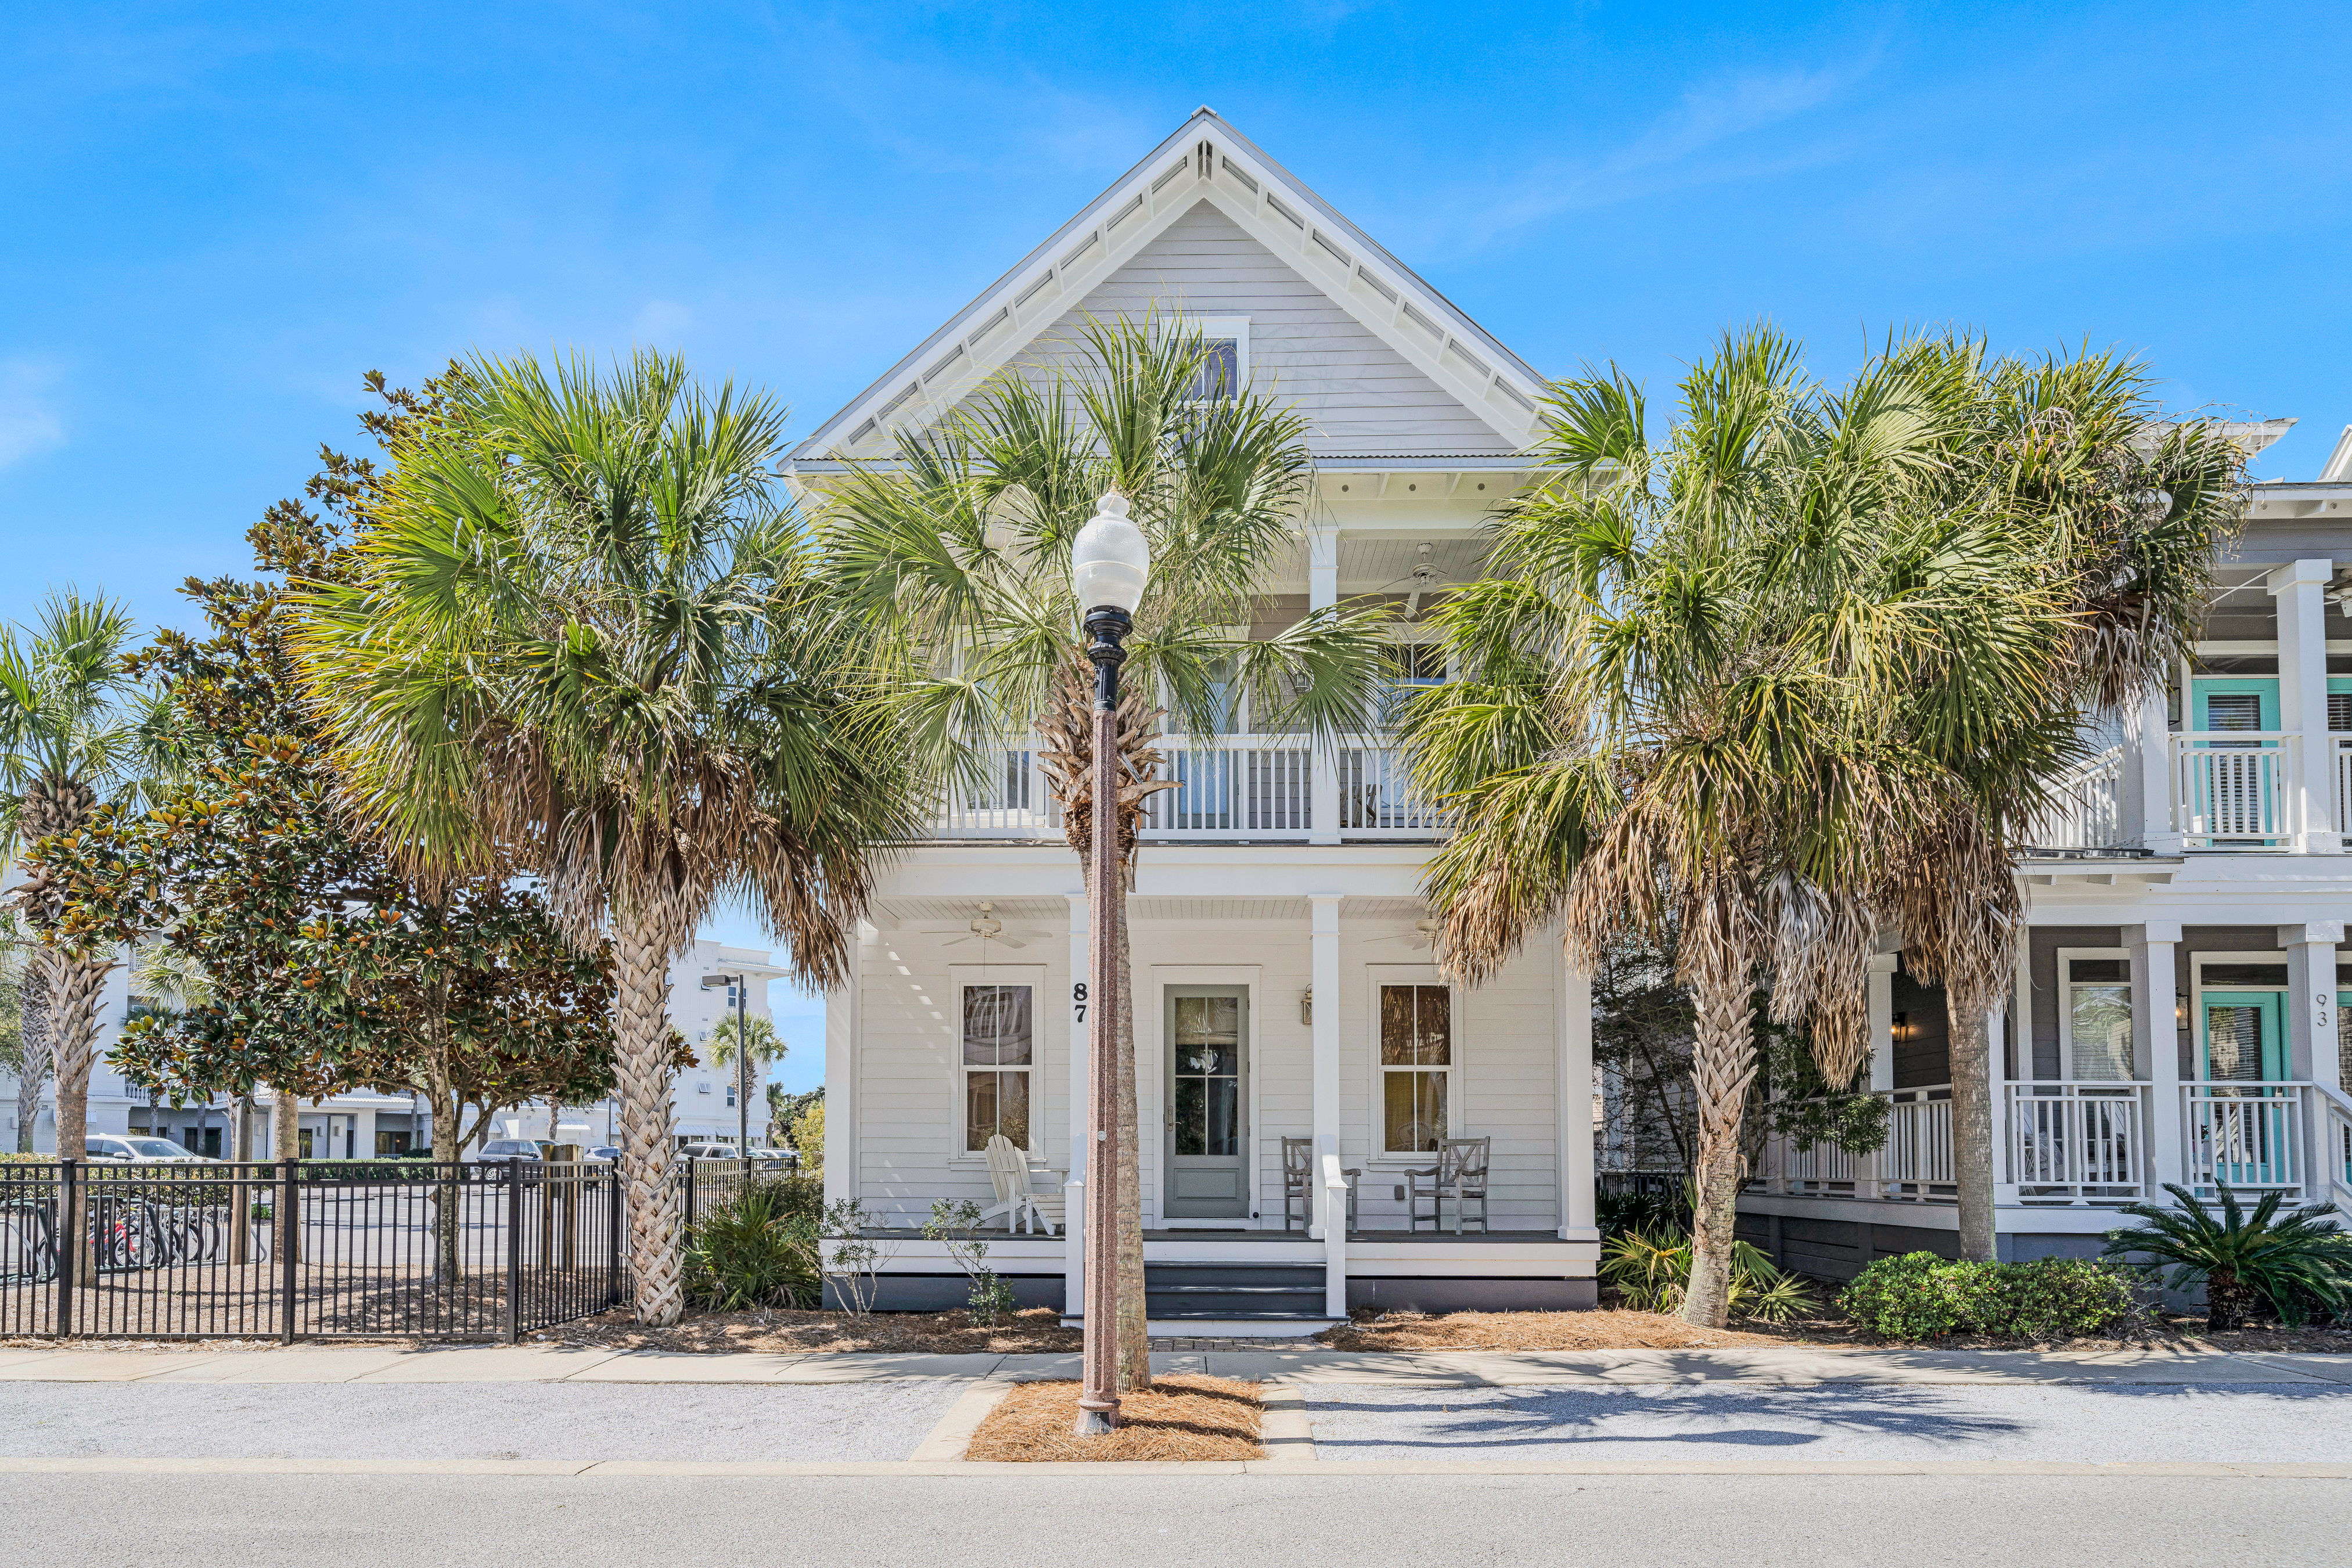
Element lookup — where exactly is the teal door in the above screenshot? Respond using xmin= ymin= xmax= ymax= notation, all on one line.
xmin=2191 ymin=678 xmax=2279 ymax=733
xmin=2200 ymin=990 xmax=2288 ymax=1186
xmin=2187 ymin=678 xmax=2284 ymax=843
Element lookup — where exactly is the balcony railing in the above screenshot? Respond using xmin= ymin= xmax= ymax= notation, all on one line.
xmin=2171 ymin=732 xmax=2300 ymax=848
xmin=2024 ymin=744 xmax=2130 ymax=851
xmin=2008 ymin=1081 xmax=2146 ymax=1203
xmin=928 ymin=733 xmax=1444 ymax=841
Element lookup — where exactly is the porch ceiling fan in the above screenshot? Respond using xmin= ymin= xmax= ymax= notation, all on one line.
xmin=937 ymin=902 xmax=1051 ymax=951
xmin=1366 ymin=918 xmax=1443 ymax=951
xmin=1374 ymin=542 xmax=1450 ymax=622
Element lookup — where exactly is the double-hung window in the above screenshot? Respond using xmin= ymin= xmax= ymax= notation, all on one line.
xmin=962 ymin=983 xmax=1034 ymax=1152
xmin=1379 ymin=983 xmax=1453 ymax=1154
xmin=2059 ymin=954 xmax=2133 ymax=1080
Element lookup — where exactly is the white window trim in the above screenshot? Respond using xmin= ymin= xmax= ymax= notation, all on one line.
xmin=1157 ymin=315 xmax=1250 ymax=398
xmin=2188 ymin=950 xmax=2294 ymax=1084
xmin=948 ymin=962 xmax=1048 ymax=1163
xmin=1365 ymin=963 xmax=1461 ymax=1166
xmin=2055 ymin=947 xmax=2133 ymax=1081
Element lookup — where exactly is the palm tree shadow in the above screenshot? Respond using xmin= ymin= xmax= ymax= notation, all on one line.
xmin=1311 ymin=1386 xmax=2033 ymax=1453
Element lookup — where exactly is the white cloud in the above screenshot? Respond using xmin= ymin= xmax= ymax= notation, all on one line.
xmin=0 ymin=359 xmax=66 ymax=470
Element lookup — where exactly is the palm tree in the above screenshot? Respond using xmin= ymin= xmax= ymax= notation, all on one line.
xmin=289 ymin=350 xmax=918 ymax=1325
xmin=1408 ymin=328 xmax=2058 ymax=1326
xmin=1877 ymin=340 xmax=2246 ymax=1262
xmin=709 ymin=1012 xmax=787 ymax=1135
xmin=0 ymin=592 xmax=144 ymax=1163
xmin=823 ymin=315 xmax=1392 ymax=1386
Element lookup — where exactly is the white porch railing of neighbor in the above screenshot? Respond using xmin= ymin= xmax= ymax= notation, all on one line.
xmin=2170 ymin=733 xmax=2299 ymax=848
xmin=2337 ymin=739 xmax=2352 ymax=840
xmin=1146 ymin=735 xmax=1313 ymax=837
xmin=927 ymin=735 xmax=1444 ymax=840
xmin=1764 ymin=1086 xmax=1954 ymax=1202
xmin=2026 ymin=745 xmax=2130 ymax=851
xmin=1338 ymin=743 xmax=1448 ymax=836
xmin=2181 ymin=1084 xmax=2306 ymax=1195
xmin=2006 ymin=1081 xmax=2146 ymax=1202
xmin=2322 ymin=1085 xmax=2352 ymax=1212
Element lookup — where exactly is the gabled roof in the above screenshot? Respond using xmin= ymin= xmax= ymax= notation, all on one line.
xmin=789 ymin=108 xmax=1547 ymax=465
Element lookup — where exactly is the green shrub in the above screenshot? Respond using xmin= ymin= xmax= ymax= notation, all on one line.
xmin=2102 ymin=1182 xmax=2352 ymax=1330
xmin=1839 ymin=1252 xmax=2142 ymax=1340
xmin=682 ymin=1178 xmax=822 ymax=1311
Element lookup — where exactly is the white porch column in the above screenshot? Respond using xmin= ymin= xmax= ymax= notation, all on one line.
xmin=1558 ymin=947 xmax=1596 ymax=1239
xmin=2131 ymin=683 xmax=2182 ymax=854
xmin=2279 ymin=922 xmax=2345 ymax=1094
xmin=1308 ymin=526 xmax=1342 ymax=846
xmin=1309 ymin=893 xmax=1342 ymax=1238
xmin=2270 ymin=559 xmax=2339 ymax=853
xmin=2127 ymin=922 xmax=2184 ymax=1194
xmin=822 ymin=922 xmax=866 ymax=1209
xmin=1867 ymin=951 xmax=1898 ymax=1094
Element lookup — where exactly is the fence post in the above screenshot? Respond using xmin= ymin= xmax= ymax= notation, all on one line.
xmin=684 ymin=1156 xmax=696 ymax=1235
xmin=278 ymin=1159 xmax=299 ymax=1345
xmin=607 ymin=1163 xmax=624 ymax=1308
xmin=503 ymin=1156 xmax=523 ymax=1344
xmin=54 ymin=1159 xmax=76 ymax=1339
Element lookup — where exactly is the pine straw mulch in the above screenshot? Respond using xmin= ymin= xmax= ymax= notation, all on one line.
xmin=965 ymin=1375 xmax=1262 ymax=1462
xmin=545 ymin=1305 xmax=1082 ymax=1355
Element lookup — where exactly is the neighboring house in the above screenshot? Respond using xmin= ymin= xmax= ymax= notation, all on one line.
xmin=790 ymin=109 xmax=1600 ymax=1331
xmin=1742 ymin=427 xmax=2352 ymax=1280
xmin=1 ymin=938 xmax=780 ymax=1157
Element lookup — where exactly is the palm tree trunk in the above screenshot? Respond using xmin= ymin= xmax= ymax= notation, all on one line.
xmin=1679 ymin=891 xmax=1757 ymax=1330
xmin=1947 ymin=980 xmax=1997 ymax=1263
xmin=612 ymin=902 xmax=686 ymax=1326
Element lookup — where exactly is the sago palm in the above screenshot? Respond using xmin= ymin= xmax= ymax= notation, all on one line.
xmin=0 ymin=591 xmax=145 ymax=1161
xmin=822 ymin=314 xmax=1391 ymax=1386
xmin=1408 ymin=327 xmax=2056 ymax=1327
xmin=290 ymin=350 xmax=918 ymax=1325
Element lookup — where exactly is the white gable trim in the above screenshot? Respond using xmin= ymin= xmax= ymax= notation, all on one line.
xmin=794 ymin=112 xmax=1544 ymax=462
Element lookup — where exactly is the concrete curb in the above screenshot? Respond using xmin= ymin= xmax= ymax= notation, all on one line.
xmin=908 ymin=1380 xmax=1017 ymax=1461
xmin=0 ymin=1455 xmax=2344 ymax=1479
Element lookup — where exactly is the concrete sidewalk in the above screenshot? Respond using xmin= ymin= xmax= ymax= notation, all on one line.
xmin=2 ymin=1341 xmax=2349 ymax=1386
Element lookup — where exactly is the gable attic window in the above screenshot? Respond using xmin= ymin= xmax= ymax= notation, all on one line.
xmin=1170 ymin=315 xmax=1250 ymax=401
xmin=1264 ymin=192 xmax=1305 ymax=229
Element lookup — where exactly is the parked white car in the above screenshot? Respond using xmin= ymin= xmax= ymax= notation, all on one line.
xmin=82 ymin=1135 xmax=216 ymax=1164
xmin=466 ymin=1138 xmax=546 ymax=1163
xmin=676 ymin=1142 xmax=740 ymax=1160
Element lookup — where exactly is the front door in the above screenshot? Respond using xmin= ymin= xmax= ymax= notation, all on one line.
xmin=2200 ymin=988 xmax=2288 ymax=1186
xmin=1164 ymin=987 xmax=1249 ymax=1219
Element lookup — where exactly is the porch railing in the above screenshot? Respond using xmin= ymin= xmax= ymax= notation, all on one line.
xmin=2171 ymin=732 xmax=2299 ymax=848
xmin=938 ymin=746 xmax=1053 ymax=839
xmin=2006 ymin=1081 xmax=2146 ymax=1203
xmin=1338 ymin=743 xmax=1448 ymax=836
xmin=2182 ymin=1083 xmax=2306 ymax=1194
xmin=1761 ymin=1085 xmax=1952 ymax=1202
xmin=2337 ymin=739 xmax=2352 ymax=841
xmin=1146 ymin=735 xmax=1313 ymax=837
xmin=2025 ymin=744 xmax=2130 ymax=851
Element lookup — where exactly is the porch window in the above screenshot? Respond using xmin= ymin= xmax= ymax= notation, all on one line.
xmin=2063 ymin=958 xmax=2133 ymax=1080
xmin=962 ymin=984 xmax=1033 ymax=1152
xmin=1380 ymin=984 xmax=1452 ymax=1153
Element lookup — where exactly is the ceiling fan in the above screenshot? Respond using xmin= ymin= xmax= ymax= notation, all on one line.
xmin=938 ymin=902 xmax=1049 ymax=951
xmin=1366 ymin=918 xmax=1443 ymax=951
xmin=1376 ymin=542 xmax=1448 ymax=621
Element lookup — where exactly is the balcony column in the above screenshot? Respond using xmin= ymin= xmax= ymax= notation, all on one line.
xmin=2131 ymin=682 xmax=2184 ymax=854
xmin=1308 ymin=526 xmax=1342 ymax=846
xmin=2127 ymin=922 xmax=2185 ymax=1194
xmin=2271 ymin=558 xmax=2339 ymax=853
xmin=1309 ymin=893 xmax=1342 ymax=1238
xmin=2279 ymin=922 xmax=2345 ymax=1094
xmin=1558 ymin=947 xmax=1596 ymax=1240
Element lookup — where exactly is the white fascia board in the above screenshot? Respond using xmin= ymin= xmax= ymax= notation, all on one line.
xmin=790 ymin=112 xmax=1547 ymax=463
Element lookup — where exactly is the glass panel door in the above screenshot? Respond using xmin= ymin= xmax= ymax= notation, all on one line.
xmin=2200 ymin=988 xmax=2286 ymax=1186
xmin=1164 ymin=987 xmax=1249 ymax=1218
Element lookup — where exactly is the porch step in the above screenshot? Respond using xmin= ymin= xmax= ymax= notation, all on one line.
xmin=1143 ymin=1261 xmax=1327 ymax=1321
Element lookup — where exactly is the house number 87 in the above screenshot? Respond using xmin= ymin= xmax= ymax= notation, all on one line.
xmin=1073 ymin=981 xmax=1087 ymax=1023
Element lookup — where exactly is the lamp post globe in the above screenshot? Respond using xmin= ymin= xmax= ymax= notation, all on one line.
xmin=1073 ymin=490 xmax=1146 ymax=1436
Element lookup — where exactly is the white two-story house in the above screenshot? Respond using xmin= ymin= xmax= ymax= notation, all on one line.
xmin=791 ymin=110 xmax=1602 ymax=1332
xmin=1743 ymin=431 xmax=2352 ymax=1279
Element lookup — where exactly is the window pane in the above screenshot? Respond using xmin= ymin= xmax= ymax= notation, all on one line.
xmin=1188 ymin=338 xmax=1239 ymax=400
xmin=966 ymin=1070 xmax=1030 ymax=1151
xmin=963 ymin=985 xmax=1033 ymax=1066
xmin=1415 ymin=986 xmax=1451 ymax=1066
xmin=2070 ymin=959 xmax=2127 ymax=984
xmin=2206 ymin=692 xmax=2263 ymax=732
xmin=1380 ymin=986 xmax=1416 ymax=1065
xmin=1174 ymin=1076 xmax=1207 ymax=1156
xmin=1384 ymin=1070 xmax=1446 ymax=1153
xmin=2207 ymin=1006 xmax=2263 ymax=1083
xmin=2068 ymin=985 xmax=2132 ymax=1080
xmin=1205 ymin=1078 xmax=1239 ymax=1157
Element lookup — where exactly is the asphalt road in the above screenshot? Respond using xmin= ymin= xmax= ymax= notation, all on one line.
xmin=5 ymin=1472 xmax=2348 ymax=1568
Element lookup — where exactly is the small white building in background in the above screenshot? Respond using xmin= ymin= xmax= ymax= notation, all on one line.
xmin=2 ymin=938 xmax=779 ymax=1157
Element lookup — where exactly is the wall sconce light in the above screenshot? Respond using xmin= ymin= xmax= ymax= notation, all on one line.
xmin=2175 ymin=992 xmax=2189 ymax=1028
xmin=1890 ymin=1010 xmax=1914 ymax=1045
xmin=1300 ymin=987 xmax=1314 ymax=1026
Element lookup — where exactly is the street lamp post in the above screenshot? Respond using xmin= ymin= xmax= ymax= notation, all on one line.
xmin=700 ymin=973 xmax=751 ymax=1160
xmin=1071 ymin=490 xmax=1150 ymax=1436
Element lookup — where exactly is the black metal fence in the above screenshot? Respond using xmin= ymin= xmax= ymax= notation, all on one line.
xmin=0 ymin=1158 xmax=624 ymax=1343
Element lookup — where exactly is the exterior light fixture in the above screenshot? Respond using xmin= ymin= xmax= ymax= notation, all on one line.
xmin=1070 ymin=491 xmax=1150 ymax=617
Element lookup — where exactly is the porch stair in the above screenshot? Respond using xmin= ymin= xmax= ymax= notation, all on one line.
xmin=1060 ymin=1261 xmax=1343 ymax=1337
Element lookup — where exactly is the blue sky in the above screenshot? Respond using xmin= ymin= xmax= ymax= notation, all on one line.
xmin=7 ymin=1 xmax=2349 ymax=1088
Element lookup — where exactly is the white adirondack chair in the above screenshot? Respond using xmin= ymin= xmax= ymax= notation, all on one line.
xmin=980 ymin=1135 xmax=1062 ymax=1234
